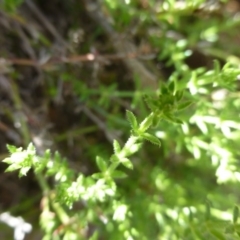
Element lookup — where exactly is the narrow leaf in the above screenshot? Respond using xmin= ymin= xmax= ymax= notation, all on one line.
xmin=233 ymin=205 xmax=239 ymax=224
xmin=143 ymin=95 xmax=158 ymax=111
xmin=6 ymin=144 xmax=18 ymax=154
xmin=163 ymin=113 xmax=182 ymax=124
xmin=175 ymin=90 xmax=184 ymax=101
xmin=139 ymin=113 xmax=154 ymax=132
xmin=168 ymin=81 xmax=175 ymax=92
xmin=214 ymin=59 xmax=221 ymax=75
xmin=174 ymin=118 xmax=184 ymax=124
xmin=96 ymin=156 xmax=107 ymax=172
xmin=121 ymin=158 xmax=133 ymax=169
xmin=2 ymin=157 xmax=13 ymax=164
xmin=92 ymin=173 xmax=103 ymax=180
xmin=177 ymin=101 xmax=193 ymax=111
xmin=5 ymin=164 xmax=21 ymax=172
xmin=113 ymin=140 xmax=121 ymax=154
xmin=205 ymin=200 xmax=211 ymax=221
xmin=19 ymin=167 xmax=31 ymax=177
xmin=141 ymin=133 xmax=161 ymax=146
xmin=27 ymin=142 xmax=35 ymax=152
xmin=161 ymin=85 xmax=169 ymax=94
xmin=152 ymin=114 xmax=160 ymax=127
xmin=112 ymin=170 xmax=127 ymax=179
xmin=126 ymin=110 xmax=138 ymax=130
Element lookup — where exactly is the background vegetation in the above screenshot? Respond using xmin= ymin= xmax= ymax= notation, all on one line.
xmin=1 ymin=0 xmax=240 ymax=239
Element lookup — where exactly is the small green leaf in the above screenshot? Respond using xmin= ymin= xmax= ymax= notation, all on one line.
xmin=175 ymin=118 xmax=183 ymax=124
xmin=143 ymin=95 xmax=158 ymax=111
xmin=6 ymin=144 xmax=18 ymax=154
xmin=188 ymin=208 xmax=193 ymax=222
xmin=112 ymin=170 xmax=127 ymax=179
xmin=139 ymin=113 xmax=154 ymax=132
xmin=27 ymin=142 xmax=35 ymax=152
xmin=141 ymin=133 xmax=161 ymax=146
xmin=152 ymin=114 xmax=160 ymax=127
xmin=163 ymin=113 xmax=183 ymax=124
xmin=177 ymin=101 xmax=193 ymax=111
xmin=162 ymin=111 xmax=183 ymax=124
xmin=168 ymin=81 xmax=175 ymax=92
xmin=96 ymin=156 xmax=107 ymax=172
xmin=19 ymin=167 xmax=31 ymax=177
xmin=126 ymin=110 xmax=138 ymax=130
xmin=2 ymin=157 xmax=12 ymax=164
xmin=233 ymin=205 xmax=239 ymax=224
xmin=161 ymin=85 xmax=169 ymax=94
xmin=121 ymin=158 xmax=133 ymax=169
xmin=92 ymin=173 xmax=103 ymax=179
xmin=205 ymin=200 xmax=211 ymax=221
xmin=113 ymin=140 xmax=121 ymax=154
xmin=175 ymin=90 xmax=184 ymax=101
xmin=5 ymin=164 xmax=21 ymax=172
xmin=214 ymin=59 xmax=221 ymax=76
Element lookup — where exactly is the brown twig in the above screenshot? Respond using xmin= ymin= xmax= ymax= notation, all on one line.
xmin=3 ymin=51 xmax=156 ymax=69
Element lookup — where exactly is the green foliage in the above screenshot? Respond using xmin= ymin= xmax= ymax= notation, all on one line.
xmin=2 ymin=0 xmax=240 ymax=239
xmin=0 ymin=0 xmax=23 ymax=12
xmin=4 ymin=74 xmax=240 ymax=238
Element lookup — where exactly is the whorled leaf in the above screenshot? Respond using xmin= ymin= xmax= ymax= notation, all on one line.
xmin=139 ymin=113 xmax=154 ymax=132
xmin=141 ymin=133 xmax=161 ymax=146
xmin=111 ymin=170 xmax=127 ymax=179
xmin=113 ymin=140 xmax=121 ymax=154
xmin=168 ymin=81 xmax=175 ymax=93
xmin=163 ymin=112 xmax=183 ymax=124
xmin=126 ymin=110 xmax=138 ymax=130
xmin=233 ymin=205 xmax=239 ymax=224
xmin=19 ymin=166 xmax=31 ymax=177
xmin=92 ymin=173 xmax=103 ymax=180
xmin=121 ymin=158 xmax=133 ymax=169
xmin=177 ymin=100 xmax=193 ymax=111
xmin=96 ymin=156 xmax=107 ymax=172
xmin=143 ymin=95 xmax=158 ymax=112
xmin=6 ymin=144 xmax=18 ymax=154
xmin=175 ymin=90 xmax=184 ymax=101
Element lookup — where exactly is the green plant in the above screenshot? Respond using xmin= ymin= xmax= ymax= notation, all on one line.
xmin=0 ymin=0 xmax=23 ymax=13
xmin=3 ymin=72 xmax=240 ymax=239
xmin=2 ymin=0 xmax=240 ymax=239
xmin=2 ymin=81 xmax=182 ymax=237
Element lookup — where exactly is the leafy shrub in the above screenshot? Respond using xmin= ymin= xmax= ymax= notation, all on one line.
xmin=2 ymin=0 xmax=240 ymax=239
